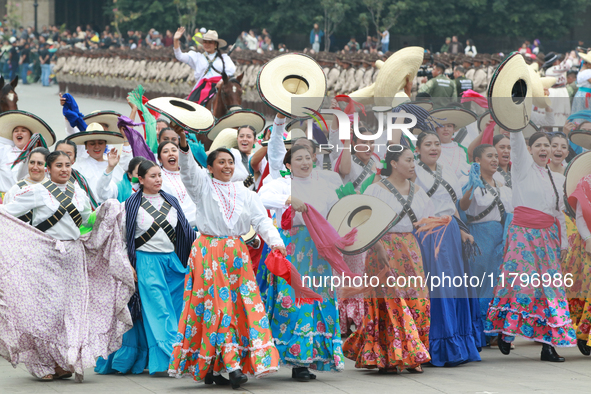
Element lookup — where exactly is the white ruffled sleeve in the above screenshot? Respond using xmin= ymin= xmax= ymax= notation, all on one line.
xmin=179 ymin=145 xmax=209 ymax=205
xmin=268 ymin=115 xmax=287 ymax=179
xmin=248 ymin=191 xmax=284 ymax=248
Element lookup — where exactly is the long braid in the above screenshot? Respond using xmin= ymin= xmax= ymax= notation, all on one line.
xmin=216 ymin=46 xmax=227 ymax=79
xmin=546 ymin=167 xmax=560 ymax=211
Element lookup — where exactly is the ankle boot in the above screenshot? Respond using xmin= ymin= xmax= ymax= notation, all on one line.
xmin=291 ymin=367 xmax=311 ymax=381
xmin=577 ymin=339 xmax=591 ymax=356
xmin=204 ymin=371 xmax=230 ymax=385
xmin=229 ymin=369 xmax=248 ymax=389
xmin=541 ymin=344 xmax=565 ymax=362
xmin=497 ymin=334 xmax=511 ymax=355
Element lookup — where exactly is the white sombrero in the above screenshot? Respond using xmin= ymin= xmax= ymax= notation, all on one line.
xmin=564 ymin=151 xmax=591 ymax=216
xmin=327 ymin=194 xmax=399 ymax=255
xmin=207 ymin=109 xmax=265 ymax=141
xmin=374 ymin=46 xmax=424 ymax=106
xmin=430 ymin=107 xmax=477 ymax=130
xmin=487 ymin=53 xmax=533 ymax=131
xmin=208 ymin=128 xmax=239 ymax=152
xmin=83 ymin=110 xmax=121 ymax=133
xmin=65 ymin=122 xmax=125 ymax=145
xmin=579 ymin=51 xmax=591 ymax=64
xmin=528 ymin=65 xmax=556 ymax=108
xmin=194 ymin=30 xmax=227 ymax=48
xmin=257 ymin=53 xmax=326 ymax=118
xmin=477 ymin=111 xmax=539 ymax=139
xmin=569 ymin=130 xmax=591 ymax=150
xmin=0 ymin=110 xmax=56 ymax=146
xmin=147 ymin=97 xmax=215 ymax=133
xmin=241 ymin=226 xmax=257 ymax=244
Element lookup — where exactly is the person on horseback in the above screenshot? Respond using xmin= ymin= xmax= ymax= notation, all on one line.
xmin=173 ymin=27 xmax=236 ymax=106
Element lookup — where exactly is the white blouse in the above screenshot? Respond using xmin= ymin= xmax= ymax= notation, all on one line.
xmin=3 ymin=177 xmax=43 ymax=204
xmin=340 ymin=154 xmax=378 ymax=191
xmin=510 ymin=131 xmax=567 ymax=249
xmin=179 ymin=146 xmax=283 ymax=247
xmin=439 ymin=142 xmax=471 ymax=185
xmin=0 ymin=182 xmax=91 ymax=240
xmin=161 ymin=167 xmax=197 ymax=228
xmin=174 ymin=48 xmax=236 ymax=87
xmin=258 ymin=176 xmax=290 ymax=225
xmin=229 ymin=148 xmax=252 ymax=184
xmin=364 ymin=182 xmax=434 ymax=232
xmin=134 ymin=193 xmax=178 ymax=254
xmin=291 ymin=174 xmax=339 ymax=227
xmin=414 ymin=160 xmax=462 ymax=217
xmin=0 ymin=140 xmax=22 ymax=193
xmin=465 ymin=182 xmax=514 ymax=224
xmin=74 ymin=156 xmax=128 ymax=203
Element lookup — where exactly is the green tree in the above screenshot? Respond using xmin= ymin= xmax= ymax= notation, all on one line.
xmin=321 ymin=0 xmax=351 ymax=51
xmin=363 ymin=0 xmax=408 ymax=37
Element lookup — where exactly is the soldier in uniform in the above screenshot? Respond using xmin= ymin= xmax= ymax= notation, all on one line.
xmin=469 ymin=54 xmax=488 ymax=93
xmin=453 ymin=65 xmax=473 ymax=96
xmin=360 ymin=57 xmax=374 ymax=89
xmin=464 ymin=56 xmax=475 ymax=80
xmin=418 ymin=62 xmax=456 ymax=107
xmin=566 ymin=70 xmax=578 ymax=101
xmin=326 ymin=55 xmax=340 ymax=95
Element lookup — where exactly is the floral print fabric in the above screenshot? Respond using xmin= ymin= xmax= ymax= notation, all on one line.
xmin=168 ymin=235 xmax=279 ymax=382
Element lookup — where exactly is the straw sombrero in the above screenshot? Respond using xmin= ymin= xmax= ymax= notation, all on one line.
xmin=83 ymin=110 xmax=121 ymax=134
xmin=564 ymin=151 xmax=591 ymax=216
xmin=65 ymin=122 xmax=125 ymax=145
xmin=569 ymin=130 xmax=591 ymax=150
xmin=241 ymin=226 xmax=257 ymax=244
xmin=528 ymin=65 xmax=556 ymax=108
xmin=208 ymin=128 xmax=239 ymax=152
xmin=430 ymin=107 xmax=477 ymax=130
xmin=194 ymin=30 xmax=227 ymax=48
xmin=207 ymin=109 xmax=265 ymax=141
xmin=327 ymin=194 xmax=400 ymax=255
xmin=477 ymin=111 xmax=539 ymax=139
xmin=374 ymin=47 xmax=424 ymax=106
xmin=0 ymin=110 xmax=56 ymax=146
xmin=409 ymin=101 xmax=433 ymax=112
xmin=146 ymin=97 xmax=214 ymax=133
xmin=256 ymin=53 xmax=326 ymax=118
xmin=579 ymin=51 xmax=591 ymax=64
xmin=487 ymin=52 xmax=533 ymax=131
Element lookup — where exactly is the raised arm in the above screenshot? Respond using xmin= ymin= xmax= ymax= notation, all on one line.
xmin=509 ymin=129 xmax=532 ymax=181
xmin=174 ymin=124 xmax=209 ymax=204
xmin=268 ymin=114 xmax=287 ymax=179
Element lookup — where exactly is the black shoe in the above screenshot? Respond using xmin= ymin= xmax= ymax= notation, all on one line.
xmin=578 ymin=339 xmax=591 ymax=356
xmin=309 ymin=371 xmax=316 ymax=379
xmin=497 ymin=334 xmax=511 ymax=355
xmin=229 ymin=370 xmax=248 ymax=389
xmin=291 ymin=367 xmax=311 ymax=382
xmin=204 ymin=371 xmax=230 ymax=385
xmin=541 ymin=344 xmax=565 ymax=362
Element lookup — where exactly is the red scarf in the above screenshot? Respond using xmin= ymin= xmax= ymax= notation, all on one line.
xmin=512 ymin=206 xmax=561 ymax=243
xmin=264 ymin=250 xmax=322 ymax=305
xmin=568 ymin=175 xmax=591 ymax=233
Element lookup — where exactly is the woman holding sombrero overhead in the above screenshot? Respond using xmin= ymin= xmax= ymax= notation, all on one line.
xmin=0 ymin=110 xmax=56 ymax=195
xmin=168 ymin=125 xmax=285 ymax=389
xmin=174 ymin=27 xmax=236 ymax=105
xmin=343 ymin=146 xmax=431 ymax=373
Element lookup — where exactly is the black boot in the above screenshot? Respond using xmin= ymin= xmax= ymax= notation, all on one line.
xmin=292 ymin=367 xmax=311 ymax=382
xmin=578 ymin=339 xmax=591 ymax=356
xmin=204 ymin=371 xmax=230 ymax=385
xmin=229 ymin=370 xmax=248 ymax=389
xmin=497 ymin=334 xmax=511 ymax=355
xmin=541 ymin=344 xmax=565 ymax=362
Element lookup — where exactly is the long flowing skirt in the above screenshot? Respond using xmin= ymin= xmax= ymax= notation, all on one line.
xmin=485 ymin=223 xmax=576 ymax=347
xmin=415 ymin=219 xmax=482 ymax=366
xmin=257 ymin=226 xmax=345 ymax=372
xmin=95 ymin=251 xmax=187 ymax=374
xmin=338 ymin=253 xmax=366 ymax=334
xmin=0 ymin=202 xmax=134 ymax=379
xmin=343 ymin=232 xmax=431 ymax=369
xmin=469 ymin=220 xmax=505 ymax=343
xmin=572 ymin=89 xmax=590 ymax=115
xmin=562 ymin=215 xmax=591 ymax=344
xmin=169 ymin=235 xmax=279 ymax=382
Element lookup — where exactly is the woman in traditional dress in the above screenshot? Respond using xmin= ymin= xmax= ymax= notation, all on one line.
xmin=548 ymin=132 xmax=569 ymax=174
xmin=0 ymin=151 xmax=133 ymax=381
xmin=571 ymin=51 xmax=591 ymax=115
xmin=486 ymin=131 xmax=575 ymax=361
xmin=256 ymin=145 xmax=345 ymax=380
xmin=93 ymin=150 xmax=146 ymax=204
xmin=168 ymin=125 xmax=285 ymax=389
xmin=412 ymin=131 xmax=483 ymax=366
xmin=492 ymin=134 xmax=512 ymax=188
xmin=96 ymin=160 xmax=195 ymax=375
xmin=3 ymin=147 xmax=49 ymax=204
xmin=459 ymin=144 xmax=513 ymax=346
xmin=173 ymin=27 xmax=236 ymax=105
xmin=343 ymin=146 xmax=431 ymax=373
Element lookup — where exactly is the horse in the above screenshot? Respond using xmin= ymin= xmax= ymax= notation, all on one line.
xmin=0 ymin=76 xmax=18 ymax=113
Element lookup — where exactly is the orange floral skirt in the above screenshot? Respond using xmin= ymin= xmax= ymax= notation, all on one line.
xmin=343 ymin=232 xmax=431 ymax=369
xmin=168 ymin=235 xmax=279 ymax=381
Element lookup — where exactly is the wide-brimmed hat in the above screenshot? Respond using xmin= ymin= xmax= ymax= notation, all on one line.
xmin=207 ymin=109 xmax=265 ymax=141
xmin=241 ymin=226 xmax=257 ymax=245
xmin=83 ymin=110 xmax=121 ymax=134
xmin=194 ymin=30 xmax=227 ymax=48
xmin=374 ymin=46 xmax=424 ymax=106
xmin=564 ymin=151 xmax=591 ymax=216
xmin=208 ymin=128 xmax=239 ymax=152
xmin=579 ymin=51 xmax=591 ymax=64
xmin=409 ymin=100 xmax=433 ymax=112
xmin=327 ymin=194 xmax=400 ymax=255
xmin=569 ymin=130 xmax=591 ymax=150
xmin=257 ymin=53 xmax=326 ymax=118
xmin=146 ymin=97 xmax=214 ymax=133
xmin=430 ymin=107 xmax=477 ymax=130
xmin=487 ymin=52 xmax=533 ymax=132
xmin=477 ymin=111 xmax=539 ymax=139
xmin=0 ymin=110 xmax=56 ymax=146
xmin=528 ymin=65 xmax=556 ymax=108
xmin=65 ymin=122 xmax=125 ymax=145
xmin=260 ymin=128 xmax=306 ymax=147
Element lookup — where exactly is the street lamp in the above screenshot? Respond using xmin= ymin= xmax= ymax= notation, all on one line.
xmin=34 ymin=0 xmax=38 ymax=33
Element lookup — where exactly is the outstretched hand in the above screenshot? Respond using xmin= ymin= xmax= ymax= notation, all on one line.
xmin=107 ymin=148 xmax=120 ymax=170
xmin=174 ymin=27 xmax=185 ymax=41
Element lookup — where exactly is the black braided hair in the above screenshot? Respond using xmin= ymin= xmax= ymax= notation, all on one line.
xmin=216 ymin=46 xmax=227 ymax=78
xmin=546 ymin=167 xmax=561 ymax=211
